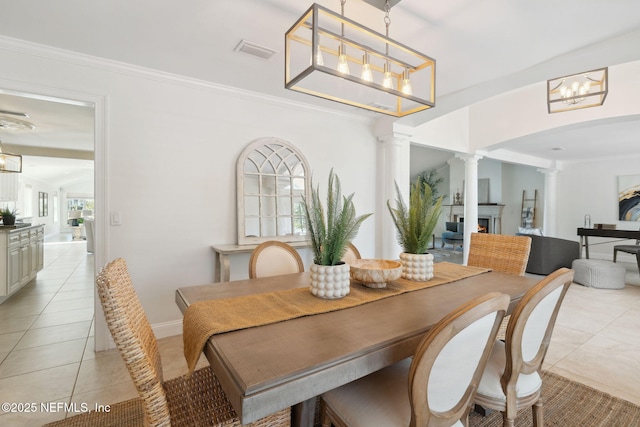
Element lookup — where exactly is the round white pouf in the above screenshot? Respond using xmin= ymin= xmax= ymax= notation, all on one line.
xmin=571 ymin=259 xmax=626 ymax=289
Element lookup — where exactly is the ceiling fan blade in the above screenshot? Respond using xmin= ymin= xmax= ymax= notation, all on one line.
xmin=0 ymin=110 xmax=29 ymax=117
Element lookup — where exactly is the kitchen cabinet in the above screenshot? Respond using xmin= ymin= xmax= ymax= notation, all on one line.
xmin=0 ymin=225 xmax=45 ymax=300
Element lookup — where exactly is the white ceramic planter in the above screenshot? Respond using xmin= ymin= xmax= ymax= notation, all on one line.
xmin=399 ymin=252 xmax=434 ymax=281
xmin=310 ymin=263 xmax=351 ymax=299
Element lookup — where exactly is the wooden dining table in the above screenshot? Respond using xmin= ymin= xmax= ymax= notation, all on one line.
xmin=175 ymin=266 xmax=539 ymax=427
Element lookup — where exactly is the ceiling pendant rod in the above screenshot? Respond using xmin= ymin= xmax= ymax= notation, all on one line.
xmin=382 ymin=0 xmax=394 ymax=89
xmin=337 ymin=0 xmax=350 ymax=74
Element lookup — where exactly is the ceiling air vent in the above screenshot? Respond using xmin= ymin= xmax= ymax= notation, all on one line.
xmin=234 ymin=40 xmax=278 ymax=60
xmin=368 ymin=102 xmax=394 ymax=112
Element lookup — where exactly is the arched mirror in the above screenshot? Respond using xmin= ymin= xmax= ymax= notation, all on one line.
xmin=237 ymin=138 xmax=311 ymax=245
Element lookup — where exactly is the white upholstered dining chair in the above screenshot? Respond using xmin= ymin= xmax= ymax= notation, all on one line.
xmin=341 ymin=242 xmax=362 ymax=264
xmin=249 ymin=240 xmax=304 ymax=278
xmin=321 ymin=292 xmax=510 ymax=427
xmin=473 ymin=267 xmax=574 ymax=427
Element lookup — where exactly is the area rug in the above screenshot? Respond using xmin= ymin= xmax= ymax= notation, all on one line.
xmin=311 ymin=371 xmax=639 ymax=427
xmin=43 ymin=398 xmax=144 ymax=427
xmin=468 ymin=371 xmax=640 ymax=426
xmin=45 ymin=372 xmax=640 ymax=427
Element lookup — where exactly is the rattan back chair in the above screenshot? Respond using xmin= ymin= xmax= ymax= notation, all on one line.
xmin=321 ymin=292 xmax=510 ymax=427
xmin=468 ymin=233 xmax=532 ymax=341
xmin=96 ymin=258 xmax=290 ymax=427
xmin=467 ymin=233 xmax=532 ymax=276
xmin=474 ymin=268 xmax=574 ymax=427
xmin=249 ymin=240 xmax=304 ymax=279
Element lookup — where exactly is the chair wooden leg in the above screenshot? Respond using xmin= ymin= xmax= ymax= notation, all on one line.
xmin=320 ymin=399 xmax=332 ymax=427
xmin=532 ymin=400 xmax=543 ymax=427
xmin=502 ymin=411 xmax=515 ymax=427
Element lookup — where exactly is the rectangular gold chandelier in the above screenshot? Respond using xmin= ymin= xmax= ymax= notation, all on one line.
xmin=0 ymin=142 xmax=22 ymax=173
xmin=547 ymin=67 xmax=608 ymax=114
xmin=285 ymin=3 xmax=436 ymax=117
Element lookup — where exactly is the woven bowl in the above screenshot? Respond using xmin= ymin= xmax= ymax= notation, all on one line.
xmin=349 ymin=259 xmax=402 ymax=288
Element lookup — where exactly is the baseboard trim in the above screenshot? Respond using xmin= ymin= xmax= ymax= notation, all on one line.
xmin=152 ymin=319 xmax=183 ymax=339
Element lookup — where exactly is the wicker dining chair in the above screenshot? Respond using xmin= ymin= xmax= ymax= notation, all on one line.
xmin=474 ymin=268 xmax=574 ymax=427
xmin=94 ymin=258 xmax=290 ymax=427
xmin=249 ymin=240 xmax=304 ymax=278
xmin=468 ymin=233 xmax=532 ymax=340
xmin=467 ymin=233 xmax=532 ymax=276
xmin=321 ymin=292 xmax=510 ymax=427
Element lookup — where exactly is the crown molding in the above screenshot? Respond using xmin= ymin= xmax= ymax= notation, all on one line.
xmin=0 ymin=35 xmax=372 ymax=124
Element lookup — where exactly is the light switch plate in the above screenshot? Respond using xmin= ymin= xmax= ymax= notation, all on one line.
xmin=110 ymin=211 xmax=121 ymax=226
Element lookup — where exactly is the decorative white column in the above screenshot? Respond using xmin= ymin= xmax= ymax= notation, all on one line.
xmin=457 ymin=154 xmax=483 ymax=264
xmin=375 ymin=123 xmax=412 ymax=260
xmin=538 ymin=168 xmax=558 ymax=237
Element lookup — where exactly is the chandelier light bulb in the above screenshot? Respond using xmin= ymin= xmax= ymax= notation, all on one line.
xmin=382 ymin=62 xmax=394 ymax=89
xmin=337 ymin=44 xmax=350 ymax=74
xmin=559 ymin=85 xmax=568 ymax=98
xmin=361 ymin=53 xmax=373 ymax=82
xmin=571 ymin=80 xmax=580 ymax=94
xmin=401 ymin=69 xmax=412 ymax=95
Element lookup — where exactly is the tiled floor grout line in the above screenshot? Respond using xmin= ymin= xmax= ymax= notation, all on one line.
xmin=63 ymin=318 xmax=95 ymax=416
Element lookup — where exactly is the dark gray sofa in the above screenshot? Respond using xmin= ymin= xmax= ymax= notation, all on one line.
xmin=520 ymin=235 xmax=580 ymax=275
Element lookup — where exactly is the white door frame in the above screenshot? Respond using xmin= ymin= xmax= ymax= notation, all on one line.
xmin=0 ymin=79 xmax=110 ymax=350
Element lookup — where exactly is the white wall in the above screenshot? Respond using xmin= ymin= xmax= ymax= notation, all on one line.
xmin=0 ymin=41 xmax=378 ymax=334
xmin=448 ymin=157 xmax=504 ymax=204
xmin=468 ymin=61 xmax=640 ymax=151
xmin=501 ymin=163 xmax=545 ymax=234
xmin=557 ymin=154 xmax=640 ymax=261
xmin=18 ymin=175 xmax=60 ymax=235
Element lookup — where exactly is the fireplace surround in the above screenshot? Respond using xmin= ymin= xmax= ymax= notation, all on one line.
xmin=444 ymin=204 xmax=505 ymax=234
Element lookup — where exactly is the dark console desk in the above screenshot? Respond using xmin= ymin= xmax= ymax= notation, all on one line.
xmin=577 ymin=227 xmax=640 ymax=258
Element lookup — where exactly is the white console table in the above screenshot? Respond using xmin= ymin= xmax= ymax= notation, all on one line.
xmin=212 ymin=241 xmax=311 ymax=282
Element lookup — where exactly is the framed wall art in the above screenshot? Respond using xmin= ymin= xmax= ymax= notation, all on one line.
xmin=39 ymin=192 xmax=48 ymax=217
xmin=618 ymin=175 xmax=640 ymax=222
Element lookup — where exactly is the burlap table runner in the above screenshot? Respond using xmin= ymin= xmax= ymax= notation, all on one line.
xmin=183 ymin=262 xmax=490 ymax=372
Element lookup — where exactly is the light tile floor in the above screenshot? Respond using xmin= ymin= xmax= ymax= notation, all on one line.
xmin=0 ymin=241 xmax=638 ymax=426
xmin=0 ymin=236 xmax=207 ymax=426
